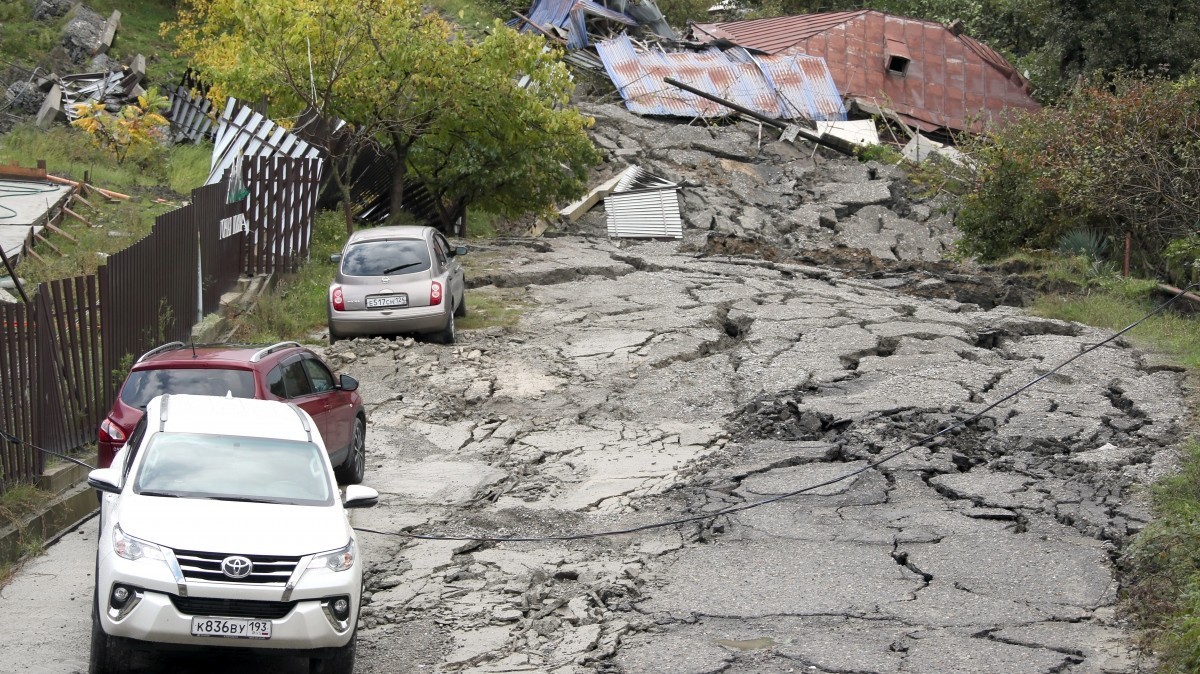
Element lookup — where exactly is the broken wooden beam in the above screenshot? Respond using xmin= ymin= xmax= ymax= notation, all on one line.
xmin=34 ymin=231 xmax=63 ymax=256
xmin=663 ymin=77 xmax=857 ymax=156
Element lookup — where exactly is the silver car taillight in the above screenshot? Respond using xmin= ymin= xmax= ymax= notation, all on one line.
xmin=331 ymin=285 xmax=345 ymax=311
xmin=430 ymin=281 xmax=443 ymax=306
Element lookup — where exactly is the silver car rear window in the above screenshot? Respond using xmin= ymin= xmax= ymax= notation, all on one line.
xmin=341 ymin=239 xmax=432 ymax=276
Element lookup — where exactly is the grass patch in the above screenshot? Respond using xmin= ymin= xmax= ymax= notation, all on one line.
xmin=1032 ymin=287 xmax=1200 ymax=369
xmin=90 ymin=0 xmax=189 ymax=86
xmin=167 ymin=142 xmax=214 ymax=196
xmin=457 ymin=286 xmax=529 ymax=331
xmin=0 ymin=484 xmax=51 ymax=527
xmin=14 ymin=199 xmax=169 ymax=285
xmin=424 ymin=0 xmax=504 ymax=34
xmin=1124 ymin=439 xmax=1200 ymax=671
xmin=232 ymin=212 xmax=347 ymax=343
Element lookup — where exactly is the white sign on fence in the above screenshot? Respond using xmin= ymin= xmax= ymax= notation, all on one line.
xmin=218 ymin=213 xmax=248 ymax=239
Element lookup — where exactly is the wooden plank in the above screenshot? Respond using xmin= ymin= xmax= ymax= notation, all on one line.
xmin=60 ymin=207 xmax=91 ymax=229
xmin=34 ymin=231 xmax=62 ymax=256
xmin=0 ymin=161 xmax=49 ymax=181
xmin=44 ymin=221 xmax=80 ymax=242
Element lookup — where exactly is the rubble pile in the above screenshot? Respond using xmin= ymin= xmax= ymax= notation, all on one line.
xmin=568 ymin=102 xmax=959 ymax=266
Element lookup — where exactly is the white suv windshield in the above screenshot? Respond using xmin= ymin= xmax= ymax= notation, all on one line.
xmin=134 ymin=433 xmax=333 ymax=506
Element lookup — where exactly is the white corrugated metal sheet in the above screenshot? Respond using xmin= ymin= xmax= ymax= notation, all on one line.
xmin=605 ymin=166 xmax=682 ymax=239
xmin=207 ymin=98 xmax=323 ymax=185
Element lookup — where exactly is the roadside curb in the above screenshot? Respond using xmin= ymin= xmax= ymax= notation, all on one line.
xmin=0 ymin=482 xmax=97 ymax=566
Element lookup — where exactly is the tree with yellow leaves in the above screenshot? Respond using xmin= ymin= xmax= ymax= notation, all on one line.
xmin=71 ymin=89 xmax=170 ymax=166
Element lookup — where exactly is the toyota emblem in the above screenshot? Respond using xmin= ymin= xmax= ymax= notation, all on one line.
xmin=221 ymin=556 xmax=253 ymax=579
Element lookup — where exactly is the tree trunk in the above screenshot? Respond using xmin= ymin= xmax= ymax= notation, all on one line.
xmin=388 ymin=135 xmax=411 ymax=222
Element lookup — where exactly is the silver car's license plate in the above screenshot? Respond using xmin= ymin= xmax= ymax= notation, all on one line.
xmin=190 ymin=616 xmax=272 ymax=639
xmin=366 ymin=294 xmax=408 ymax=308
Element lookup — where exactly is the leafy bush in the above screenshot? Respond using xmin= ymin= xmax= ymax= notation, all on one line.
xmin=1057 ymin=229 xmax=1107 ymax=261
xmin=71 ymin=89 xmax=171 ymax=167
xmin=956 ymin=73 xmax=1200 ymax=274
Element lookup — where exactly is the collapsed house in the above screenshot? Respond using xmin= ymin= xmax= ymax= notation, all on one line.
xmin=689 ymin=10 xmax=1040 ymax=135
xmin=514 ymin=0 xmax=676 ymax=49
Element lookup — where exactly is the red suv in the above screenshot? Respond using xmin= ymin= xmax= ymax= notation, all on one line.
xmin=98 ymin=341 xmax=367 ymax=483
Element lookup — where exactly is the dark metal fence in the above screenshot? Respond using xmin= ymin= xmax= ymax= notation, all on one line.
xmin=0 ymin=301 xmax=37 ymax=489
xmin=99 ymin=202 xmax=200 ymax=406
xmin=243 ymin=156 xmax=322 ymax=275
xmin=0 ymin=158 xmax=319 ymax=491
xmin=35 ymin=276 xmax=103 ymax=456
xmin=195 ymin=178 xmax=247 ymax=315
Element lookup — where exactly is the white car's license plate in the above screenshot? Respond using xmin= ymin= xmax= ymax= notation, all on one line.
xmin=366 ymin=294 xmax=408 ymax=308
xmin=190 ymin=616 xmax=272 ymax=640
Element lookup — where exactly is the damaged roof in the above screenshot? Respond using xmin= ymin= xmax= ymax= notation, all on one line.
xmin=519 ymin=0 xmax=673 ymax=50
xmin=691 ymin=10 xmax=1039 ymax=133
xmin=597 ymin=33 xmax=845 ymax=121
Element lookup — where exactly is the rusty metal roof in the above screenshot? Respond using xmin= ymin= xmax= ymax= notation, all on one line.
xmin=691 ymin=11 xmax=867 ymax=54
xmin=596 ymin=34 xmax=846 ymax=121
xmin=691 ymin=10 xmax=1039 ymax=133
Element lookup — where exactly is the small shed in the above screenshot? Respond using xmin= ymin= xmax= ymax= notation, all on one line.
xmin=605 ymin=167 xmax=682 ymax=239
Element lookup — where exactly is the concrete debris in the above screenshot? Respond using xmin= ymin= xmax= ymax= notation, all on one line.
xmin=903 ymin=132 xmax=971 ymax=166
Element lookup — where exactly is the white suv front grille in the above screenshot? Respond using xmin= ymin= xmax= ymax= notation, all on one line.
xmin=172 ymin=549 xmax=301 ymax=584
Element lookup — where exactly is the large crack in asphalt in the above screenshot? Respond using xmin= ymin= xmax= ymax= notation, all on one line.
xmin=321 ymin=237 xmax=1184 ymax=674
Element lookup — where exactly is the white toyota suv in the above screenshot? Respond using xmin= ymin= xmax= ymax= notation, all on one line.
xmin=87 ymin=393 xmax=378 ymax=674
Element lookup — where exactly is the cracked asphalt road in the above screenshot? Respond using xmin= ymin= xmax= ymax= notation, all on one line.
xmin=0 ymin=235 xmax=1185 ymax=673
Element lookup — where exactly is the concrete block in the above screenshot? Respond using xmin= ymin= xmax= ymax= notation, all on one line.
xmin=35 ymin=84 xmax=63 ymax=129
xmin=95 ymin=9 xmax=120 ymax=55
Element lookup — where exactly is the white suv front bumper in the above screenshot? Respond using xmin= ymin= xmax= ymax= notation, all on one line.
xmin=97 ymin=548 xmax=360 ymax=651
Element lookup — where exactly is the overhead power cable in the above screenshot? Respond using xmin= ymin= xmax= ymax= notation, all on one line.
xmin=1 ymin=286 xmax=1195 ymax=544
xmin=355 ymin=282 xmax=1200 ymax=543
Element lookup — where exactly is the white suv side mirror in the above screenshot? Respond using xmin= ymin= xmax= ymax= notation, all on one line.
xmin=88 ymin=468 xmax=122 ymax=494
xmin=344 ymin=485 xmax=378 ymax=508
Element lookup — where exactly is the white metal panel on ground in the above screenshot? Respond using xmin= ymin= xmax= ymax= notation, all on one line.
xmin=816 ymin=119 xmax=879 ymax=146
xmin=605 ymin=189 xmax=682 ymax=239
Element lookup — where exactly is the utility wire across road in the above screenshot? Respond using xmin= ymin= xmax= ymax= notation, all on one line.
xmin=3 ymin=284 xmax=1196 ymax=544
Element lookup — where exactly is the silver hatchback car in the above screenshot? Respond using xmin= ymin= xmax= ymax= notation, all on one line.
xmin=327 ymin=226 xmax=467 ymax=344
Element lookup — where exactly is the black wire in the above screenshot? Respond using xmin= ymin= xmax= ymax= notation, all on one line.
xmin=0 ymin=430 xmax=96 ymax=471
xmin=355 ymin=282 xmax=1200 ymax=543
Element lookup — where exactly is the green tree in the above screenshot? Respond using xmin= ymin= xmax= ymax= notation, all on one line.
xmin=407 ymin=24 xmax=602 ymax=230
xmin=167 ymin=0 xmax=599 ymax=233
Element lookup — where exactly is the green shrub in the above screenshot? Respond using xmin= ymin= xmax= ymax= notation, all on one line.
xmin=956 ymin=73 xmax=1200 ymax=271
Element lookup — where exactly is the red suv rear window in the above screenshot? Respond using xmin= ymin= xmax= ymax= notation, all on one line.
xmin=120 ymin=369 xmax=256 ymax=408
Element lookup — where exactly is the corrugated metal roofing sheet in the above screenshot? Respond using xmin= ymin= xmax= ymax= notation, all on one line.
xmin=692 ymin=11 xmax=866 ymax=54
xmin=603 ymin=166 xmax=682 ymax=239
xmin=691 ymin=10 xmax=1039 ymax=133
xmin=596 ymin=33 xmax=845 ymax=121
xmin=606 ymin=190 xmax=682 ymax=238
xmin=523 ymin=0 xmax=660 ymax=49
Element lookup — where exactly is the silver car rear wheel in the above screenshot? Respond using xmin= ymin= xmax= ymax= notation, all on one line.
xmin=433 ymin=310 xmax=456 ymax=344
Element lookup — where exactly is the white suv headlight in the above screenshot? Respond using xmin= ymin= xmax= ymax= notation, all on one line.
xmin=113 ymin=524 xmax=166 ymax=561
xmin=309 ymin=539 xmax=356 ymax=572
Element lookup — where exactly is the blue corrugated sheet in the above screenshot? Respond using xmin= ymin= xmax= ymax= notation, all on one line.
xmin=596 ymin=33 xmax=847 ymax=121
xmin=523 ymin=0 xmax=641 ymax=49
